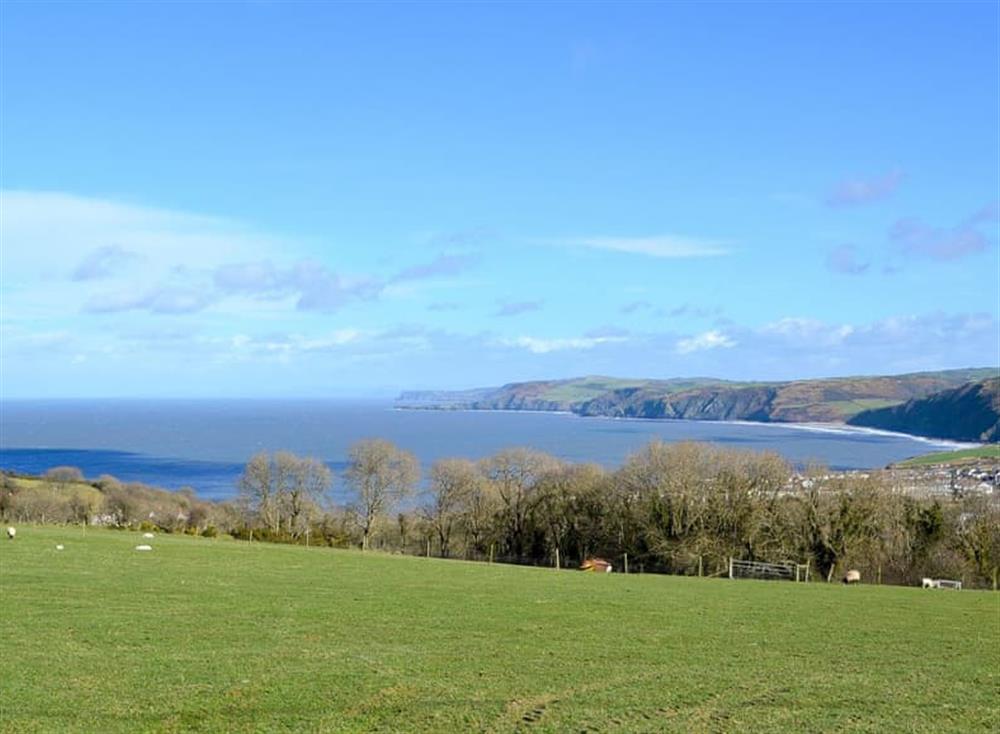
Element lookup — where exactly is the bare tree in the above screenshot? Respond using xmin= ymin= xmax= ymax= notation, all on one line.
xmin=344 ymin=439 xmax=419 ymax=550
xmin=480 ymin=448 xmax=561 ymax=561
xmin=44 ymin=466 xmax=84 ymax=483
xmin=536 ymin=462 xmax=608 ymax=566
xmin=238 ymin=452 xmax=282 ymax=533
xmin=238 ymin=451 xmax=331 ymax=536
xmin=462 ymin=472 xmax=500 ymax=558
xmin=277 ymin=453 xmax=331 ymax=538
xmin=424 ymin=459 xmax=479 ymax=557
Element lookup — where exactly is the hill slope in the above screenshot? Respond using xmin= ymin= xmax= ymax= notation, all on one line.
xmin=849 ymin=377 xmax=1000 ymax=442
xmin=398 ymin=368 xmax=996 ymax=425
xmin=1 ymin=526 xmax=996 ymax=732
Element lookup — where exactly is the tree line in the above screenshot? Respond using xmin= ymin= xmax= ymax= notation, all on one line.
xmin=2 ymin=440 xmax=998 ymax=588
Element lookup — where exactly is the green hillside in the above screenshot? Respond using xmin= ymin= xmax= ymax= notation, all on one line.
xmin=398 ymin=368 xmax=998 ymax=431
xmin=896 ymin=444 xmax=1000 ymax=467
xmin=849 ymin=377 xmax=1000 ymax=442
xmin=1 ymin=526 xmax=996 ymax=733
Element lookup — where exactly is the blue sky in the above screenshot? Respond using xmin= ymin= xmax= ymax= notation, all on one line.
xmin=1 ymin=2 xmax=997 ymax=397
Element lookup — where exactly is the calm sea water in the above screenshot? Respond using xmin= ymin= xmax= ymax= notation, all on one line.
xmin=0 ymin=400 xmax=965 ymax=501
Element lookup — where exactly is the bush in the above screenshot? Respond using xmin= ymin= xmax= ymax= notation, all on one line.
xmin=44 ymin=466 xmax=85 ymax=483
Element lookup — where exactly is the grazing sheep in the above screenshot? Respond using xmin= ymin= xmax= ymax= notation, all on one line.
xmin=843 ymin=569 xmax=861 ymax=584
xmin=142 ymin=532 xmax=155 ymax=539
xmin=922 ymin=577 xmax=937 ymax=589
xmin=55 ymin=544 xmax=64 ymax=551
xmin=134 ymin=545 xmax=153 ymax=551
xmin=6 ymin=527 xmax=15 ymax=540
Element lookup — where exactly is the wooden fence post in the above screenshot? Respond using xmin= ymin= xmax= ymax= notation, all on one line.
xmin=698 ymin=555 xmax=703 ymax=577
xmin=555 ymin=548 xmax=560 ymax=570
xmin=623 ymin=553 xmax=629 ymax=574
xmin=489 ymin=543 xmax=494 ymax=564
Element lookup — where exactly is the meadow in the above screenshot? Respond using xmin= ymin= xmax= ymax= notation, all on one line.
xmin=1 ymin=526 xmax=996 ymax=733
xmin=896 ymin=444 xmax=1000 ymax=466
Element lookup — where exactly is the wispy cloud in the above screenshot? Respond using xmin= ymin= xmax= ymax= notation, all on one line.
xmin=889 ymin=216 xmax=990 ymax=261
xmin=500 ymin=334 xmax=627 ymax=354
xmin=968 ymin=200 xmax=999 ymax=226
xmin=72 ymin=245 xmax=142 ymax=281
xmin=494 ymin=300 xmax=543 ymax=317
xmin=826 ymin=244 xmax=870 ymax=275
xmin=761 ymin=317 xmax=854 ymax=346
xmin=427 ymin=301 xmax=463 ymax=312
xmin=675 ymin=330 xmax=735 ymax=354
xmin=424 ymin=227 xmax=495 ymax=249
xmin=392 ymin=253 xmax=480 ymax=282
xmin=1 ymin=190 xmax=275 ymax=278
xmin=825 ymin=168 xmax=903 ymax=206
xmin=584 ymin=325 xmax=630 ymax=339
xmin=552 ymin=235 xmax=730 ymax=258
xmin=85 ymin=286 xmax=214 ymax=315
xmin=214 ymin=252 xmax=476 ymax=312
xmin=664 ymin=303 xmax=723 ymax=319
xmin=212 ymin=259 xmax=381 ymax=312
xmin=620 ymin=300 xmax=651 ymax=314
xmin=3 ymin=191 xmax=483 ymax=321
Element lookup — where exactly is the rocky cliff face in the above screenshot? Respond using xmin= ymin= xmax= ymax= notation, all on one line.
xmin=469 ymin=396 xmax=574 ymax=412
xmin=848 ymin=378 xmax=1000 ymax=442
xmin=396 ymin=369 xmax=999 ymax=438
xmin=576 ymin=386 xmax=779 ymax=421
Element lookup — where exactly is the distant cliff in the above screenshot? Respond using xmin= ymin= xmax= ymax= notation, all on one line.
xmin=847 ymin=377 xmax=1000 ymax=442
xmin=396 ymin=368 xmax=998 ymax=435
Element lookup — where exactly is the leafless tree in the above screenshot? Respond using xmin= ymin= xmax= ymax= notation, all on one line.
xmin=238 ymin=452 xmax=283 ymax=533
xmin=424 ymin=458 xmax=479 ymax=557
xmin=44 ymin=466 xmax=84 ymax=483
xmin=479 ymin=448 xmax=561 ymax=560
xmin=344 ymin=439 xmax=419 ymax=550
xmin=278 ymin=453 xmax=331 ymax=538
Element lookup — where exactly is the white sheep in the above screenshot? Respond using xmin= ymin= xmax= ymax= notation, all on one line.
xmin=134 ymin=545 xmax=153 ymax=551
xmin=843 ymin=569 xmax=861 ymax=584
xmin=55 ymin=544 xmax=64 ymax=551
xmin=142 ymin=532 xmax=155 ymax=539
xmin=6 ymin=527 xmax=15 ymax=540
xmin=922 ymin=577 xmax=937 ymax=589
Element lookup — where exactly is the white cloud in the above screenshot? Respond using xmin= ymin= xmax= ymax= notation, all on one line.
xmin=551 ymin=235 xmax=730 ymax=258
xmin=761 ymin=318 xmax=854 ymax=346
xmin=72 ymin=245 xmax=143 ymax=281
xmin=500 ymin=334 xmax=627 ymax=354
xmin=1 ymin=190 xmax=274 ymax=278
xmin=825 ymin=168 xmax=903 ymax=207
xmin=675 ymin=330 xmax=736 ymax=354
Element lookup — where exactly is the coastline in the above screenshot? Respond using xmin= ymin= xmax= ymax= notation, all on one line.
xmin=392 ymin=404 xmax=981 ymax=450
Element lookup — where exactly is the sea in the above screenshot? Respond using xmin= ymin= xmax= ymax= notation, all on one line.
xmin=0 ymin=399 xmax=972 ymax=502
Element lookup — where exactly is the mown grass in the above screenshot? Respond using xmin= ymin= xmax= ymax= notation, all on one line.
xmin=1 ymin=527 xmax=997 ymax=733
xmin=897 ymin=445 xmax=1000 ymax=466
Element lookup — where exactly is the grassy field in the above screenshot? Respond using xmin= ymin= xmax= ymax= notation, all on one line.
xmin=897 ymin=444 xmax=1000 ymax=466
xmin=1 ymin=527 xmax=997 ymax=733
